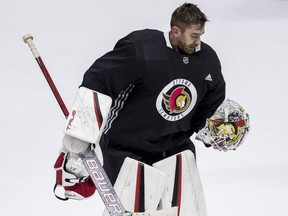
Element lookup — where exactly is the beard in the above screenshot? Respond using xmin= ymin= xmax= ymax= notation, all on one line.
xmin=176 ymin=40 xmax=195 ymax=55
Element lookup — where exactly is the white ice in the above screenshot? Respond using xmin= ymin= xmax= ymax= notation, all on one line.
xmin=1 ymin=0 xmax=288 ymax=215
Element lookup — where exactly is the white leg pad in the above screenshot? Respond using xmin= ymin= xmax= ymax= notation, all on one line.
xmin=124 ymin=207 xmax=178 ymax=216
xmin=102 ymin=157 xmax=169 ymax=216
xmin=153 ymin=150 xmax=207 ymax=216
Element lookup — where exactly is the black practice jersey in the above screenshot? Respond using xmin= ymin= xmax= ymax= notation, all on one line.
xmin=81 ymin=29 xmax=226 ymax=153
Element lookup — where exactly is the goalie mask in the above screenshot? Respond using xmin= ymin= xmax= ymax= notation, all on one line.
xmin=196 ymin=99 xmax=250 ymax=151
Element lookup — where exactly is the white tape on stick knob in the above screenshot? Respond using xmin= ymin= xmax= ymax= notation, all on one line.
xmin=23 ymin=34 xmax=40 ymax=58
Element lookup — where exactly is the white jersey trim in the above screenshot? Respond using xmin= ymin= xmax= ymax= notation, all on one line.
xmin=103 ymin=84 xmax=135 ymax=134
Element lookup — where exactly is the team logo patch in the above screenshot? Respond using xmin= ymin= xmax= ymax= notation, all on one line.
xmin=183 ymin=57 xmax=189 ymax=64
xmin=156 ymin=78 xmax=197 ymax=121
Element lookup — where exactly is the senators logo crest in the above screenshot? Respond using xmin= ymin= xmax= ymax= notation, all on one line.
xmin=163 ymin=87 xmax=190 ymax=114
xmin=156 ymin=79 xmax=197 ymax=121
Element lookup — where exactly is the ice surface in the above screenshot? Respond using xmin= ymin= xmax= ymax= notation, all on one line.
xmin=1 ymin=0 xmax=288 ymax=215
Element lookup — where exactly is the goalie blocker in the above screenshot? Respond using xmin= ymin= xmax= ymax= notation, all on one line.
xmin=54 ymin=87 xmax=112 ymax=200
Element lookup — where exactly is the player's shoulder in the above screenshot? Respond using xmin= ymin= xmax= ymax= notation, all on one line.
xmin=127 ymin=29 xmax=165 ymax=43
xmin=125 ymin=29 xmax=167 ymax=60
xmin=198 ymin=42 xmax=221 ymax=66
xmin=200 ymin=42 xmax=218 ymax=56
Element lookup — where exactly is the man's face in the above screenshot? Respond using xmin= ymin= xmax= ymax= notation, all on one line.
xmin=175 ymin=24 xmax=205 ymax=55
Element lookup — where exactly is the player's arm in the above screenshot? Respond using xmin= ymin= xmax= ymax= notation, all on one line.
xmin=53 ymin=34 xmax=139 ymax=200
xmin=190 ymin=77 xmax=226 ymax=134
xmin=81 ymin=35 xmax=140 ymax=99
xmin=53 ymin=87 xmax=112 ymax=200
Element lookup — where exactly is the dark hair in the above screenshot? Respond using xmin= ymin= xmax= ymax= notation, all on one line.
xmin=170 ymin=3 xmax=209 ymax=32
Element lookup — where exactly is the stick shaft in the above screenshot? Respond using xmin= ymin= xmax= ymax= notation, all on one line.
xmin=23 ymin=35 xmax=69 ymax=118
xmin=35 ymin=56 xmax=69 ymax=118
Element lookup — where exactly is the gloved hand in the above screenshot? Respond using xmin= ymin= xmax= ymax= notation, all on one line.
xmin=196 ymin=99 xmax=250 ymax=151
xmin=53 ymin=143 xmax=96 ymax=200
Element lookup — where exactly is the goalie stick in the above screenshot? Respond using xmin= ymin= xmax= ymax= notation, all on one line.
xmin=22 ymin=34 xmax=177 ymax=216
xmin=22 ymin=34 xmax=69 ymax=118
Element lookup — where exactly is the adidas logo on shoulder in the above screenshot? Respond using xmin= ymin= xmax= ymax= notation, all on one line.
xmin=205 ymin=74 xmax=213 ymax=81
